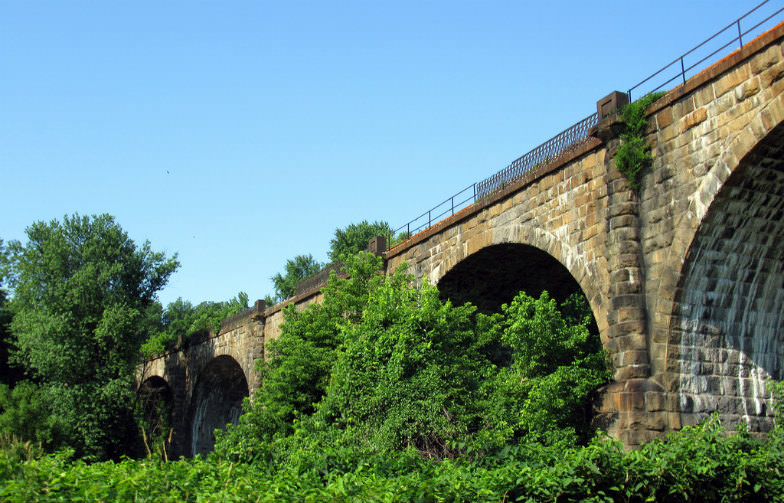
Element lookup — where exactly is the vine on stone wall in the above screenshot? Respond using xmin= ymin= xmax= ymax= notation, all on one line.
xmin=614 ymin=92 xmax=666 ymax=190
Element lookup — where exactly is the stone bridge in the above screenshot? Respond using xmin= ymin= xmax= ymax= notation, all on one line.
xmin=140 ymin=23 xmax=784 ymax=455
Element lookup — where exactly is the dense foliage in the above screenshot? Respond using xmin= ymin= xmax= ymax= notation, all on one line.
xmin=1 ymin=409 xmax=783 ymax=502
xmin=212 ymin=253 xmax=609 ymax=464
xmin=0 ymin=214 xmax=179 ymax=460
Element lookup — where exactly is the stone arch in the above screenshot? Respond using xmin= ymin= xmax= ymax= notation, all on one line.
xmin=437 ymin=242 xmax=588 ymax=313
xmin=652 ymin=84 xmax=784 ymax=370
xmin=189 ymin=355 xmax=249 ymax=456
xmin=435 ymin=240 xmax=605 ymax=344
xmin=438 ymin=228 xmax=607 ymax=322
xmin=660 ymin=119 xmax=784 ymax=431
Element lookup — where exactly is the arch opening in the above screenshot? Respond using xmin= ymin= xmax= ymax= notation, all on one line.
xmin=137 ymin=376 xmax=173 ymax=457
xmin=670 ymin=121 xmax=784 ymax=432
xmin=437 ymin=242 xmax=605 ymax=439
xmin=437 ymin=243 xmax=588 ymax=315
xmin=189 ymin=355 xmax=249 ymax=456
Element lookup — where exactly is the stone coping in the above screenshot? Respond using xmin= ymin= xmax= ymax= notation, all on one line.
xmin=384 ymin=136 xmax=604 ymax=260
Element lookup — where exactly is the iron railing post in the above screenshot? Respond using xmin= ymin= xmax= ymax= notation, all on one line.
xmin=681 ymin=57 xmax=686 ymax=85
xmin=738 ymin=19 xmax=744 ymax=48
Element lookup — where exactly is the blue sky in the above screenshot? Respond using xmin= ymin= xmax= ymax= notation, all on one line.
xmin=1 ymin=1 xmax=779 ymax=307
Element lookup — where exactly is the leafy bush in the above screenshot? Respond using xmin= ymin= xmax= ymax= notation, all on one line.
xmin=0 ymin=381 xmax=69 ymax=451
xmin=215 ymin=252 xmax=609 ymax=465
xmin=615 ymin=91 xmax=666 ymax=190
xmin=3 ymin=413 xmax=784 ymax=502
xmin=214 ymin=253 xmax=385 ymax=459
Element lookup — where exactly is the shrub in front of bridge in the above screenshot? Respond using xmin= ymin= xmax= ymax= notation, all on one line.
xmin=213 ymin=251 xmax=609 ymax=464
xmin=213 ymin=253 xmax=387 ymax=454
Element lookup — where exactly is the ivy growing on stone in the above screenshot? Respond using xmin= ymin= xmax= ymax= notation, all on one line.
xmin=614 ymin=92 xmax=666 ymax=190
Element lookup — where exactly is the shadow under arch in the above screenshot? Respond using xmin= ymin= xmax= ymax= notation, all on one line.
xmin=189 ymin=355 xmax=249 ymax=456
xmin=437 ymin=242 xmax=589 ymax=315
xmin=137 ymin=376 xmax=174 ymax=456
xmin=667 ymin=121 xmax=784 ymax=432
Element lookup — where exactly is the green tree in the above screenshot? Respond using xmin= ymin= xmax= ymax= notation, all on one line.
xmin=269 ymin=254 xmax=323 ymax=303
xmin=4 ymin=214 xmax=178 ymax=459
xmin=328 ymin=220 xmax=392 ymax=262
xmin=0 ymin=241 xmax=23 ymax=386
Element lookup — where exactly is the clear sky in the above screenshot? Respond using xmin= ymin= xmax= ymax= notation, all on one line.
xmin=1 ymin=1 xmax=780 ymax=307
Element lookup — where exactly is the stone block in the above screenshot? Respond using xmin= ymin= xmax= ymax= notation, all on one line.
xmin=610 ymin=214 xmax=637 ymax=229
xmin=645 ymin=391 xmax=668 ymax=412
xmin=597 ymin=91 xmax=629 ymax=120
xmin=680 ymin=107 xmax=707 ymax=133
xmin=611 ymin=294 xmax=644 ymax=310
xmin=694 ymin=85 xmax=716 ymax=108
xmin=735 ymin=77 xmax=761 ymax=102
xmin=714 ymin=65 xmax=751 ymax=98
xmin=645 ymin=412 xmax=669 ymax=431
xmin=750 ymin=45 xmax=781 ymax=75
xmin=617 ymin=253 xmax=640 ymax=268
xmin=667 ymin=412 xmax=683 ymax=429
xmin=618 ymin=350 xmax=651 ymax=369
xmin=581 ymin=224 xmax=599 ymax=241
xmin=616 ymin=391 xmax=647 ymax=412
xmin=655 ymin=107 xmax=674 ymax=129
xmin=613 ymin=280 xmax=642 ymax=295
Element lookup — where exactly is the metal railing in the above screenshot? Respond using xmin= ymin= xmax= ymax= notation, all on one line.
xmin=628 ymin=0 xmax=784 ymax=100
xmin=387 ymin=112 xmax=599 ymax=249
xmin=388 ymin=184 xmax=476 ymax=247
xmin=389 ymin=0 xmax=784 ymax=251
xmin=475 ymin=112 xmax=599 ymax=200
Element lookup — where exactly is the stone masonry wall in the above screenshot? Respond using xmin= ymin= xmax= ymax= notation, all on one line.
xmin=640 ymin=25 xmax=784 ymax=435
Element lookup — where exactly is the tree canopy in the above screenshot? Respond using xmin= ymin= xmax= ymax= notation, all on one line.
xmin=327 ymin=220 xmax=392 ymax=263
xmin=268 ymin=254 xmax=324 ymax=303
xmin=2 ymin=214 xmax=179 ymax=459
